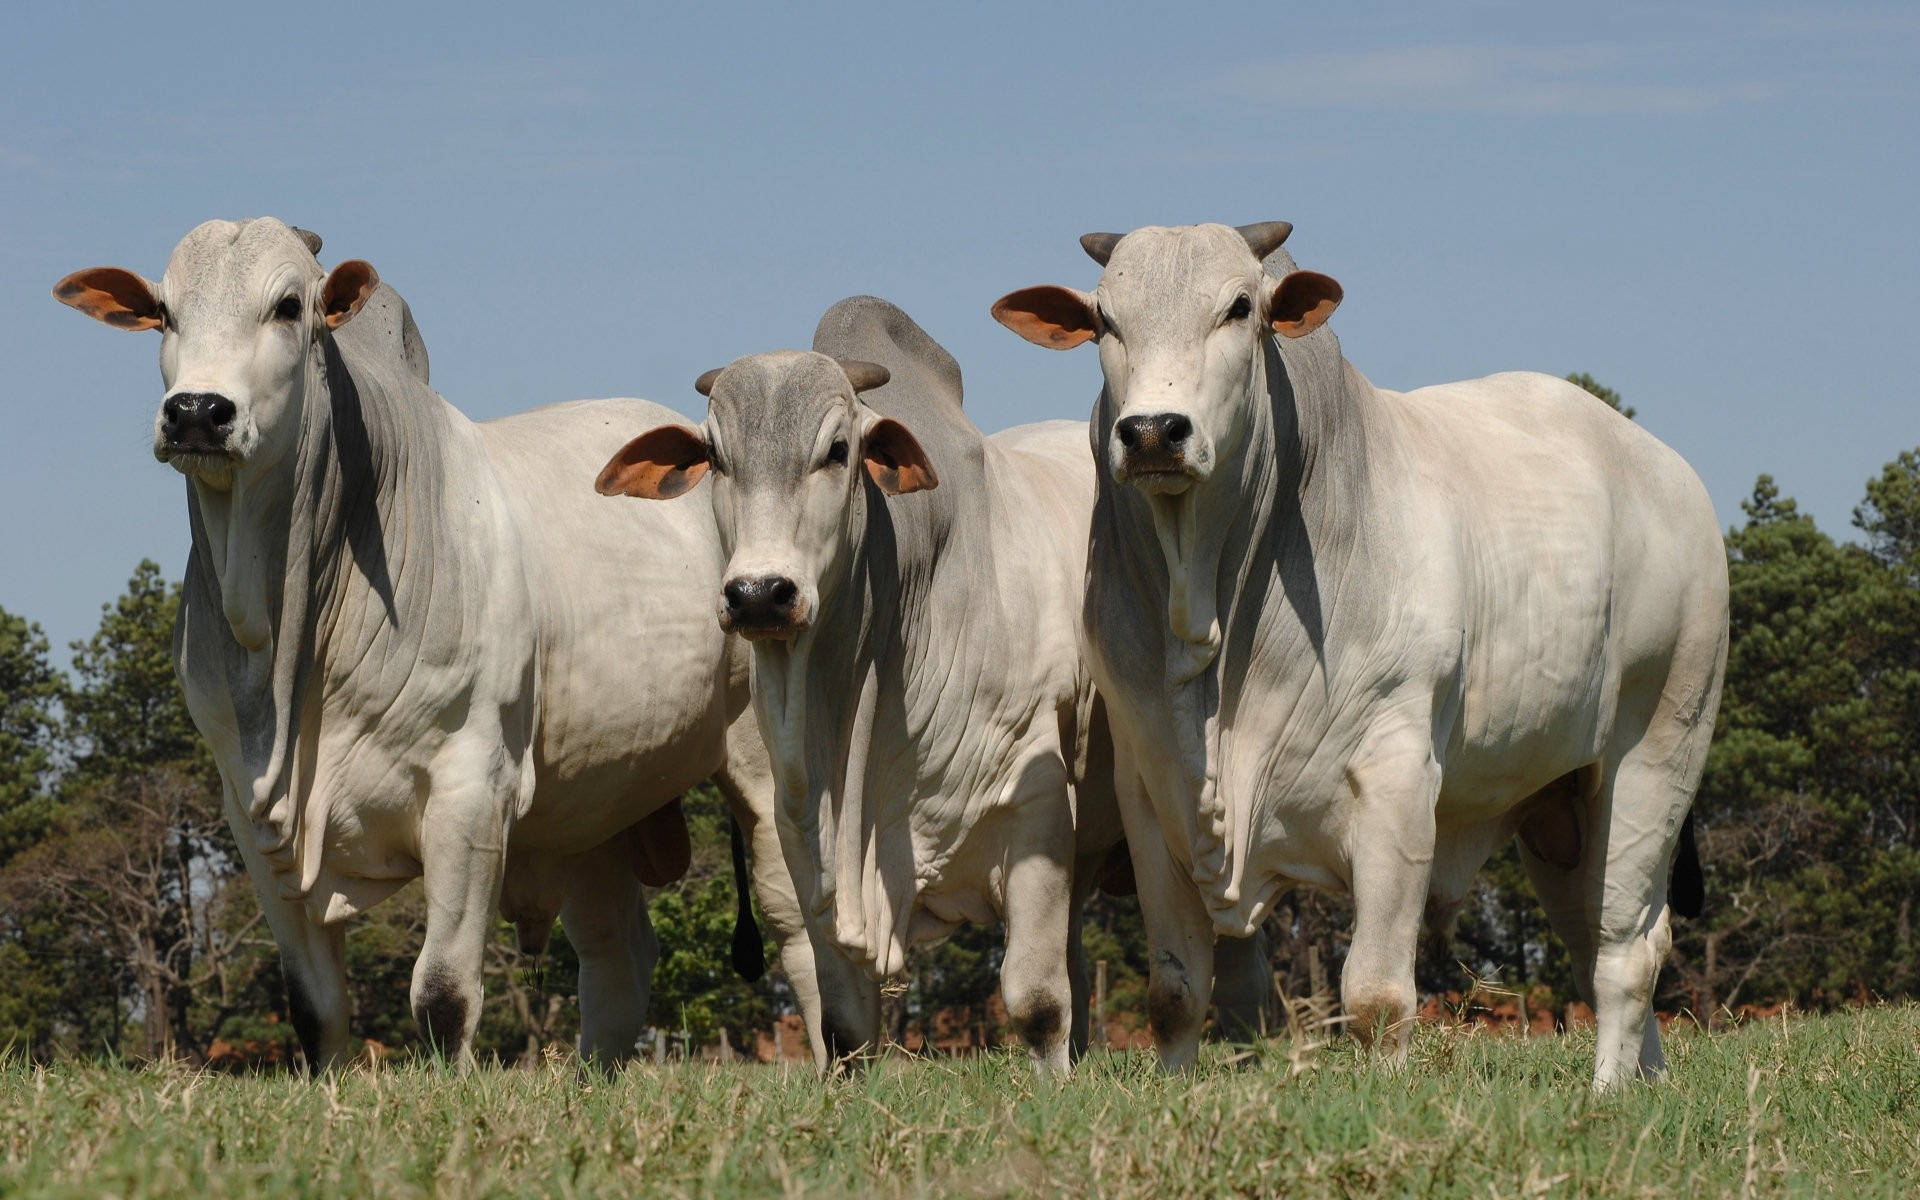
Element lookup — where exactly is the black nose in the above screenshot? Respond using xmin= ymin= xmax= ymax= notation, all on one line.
xmin=1114 ymin=413 xmax=1192 ymax=454
xmin=162 ymin=392 xmax=237 ymax=436
xmin=723 ymin=575 xmax=800 ymax=628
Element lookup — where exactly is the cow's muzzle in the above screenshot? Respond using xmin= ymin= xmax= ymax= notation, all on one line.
xmin=720 ymin=574 xmax=809 ymax=641
xmin=157 ymin=391 xmax=238 ymax=457
xmin=1113 ymin=412 xmax=1198 ymax=493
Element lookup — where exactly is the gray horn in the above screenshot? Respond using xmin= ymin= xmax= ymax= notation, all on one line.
xmin=291 ymin=226 xmax=324 ymax=256
xmin=1080 ymin=232 xmax=1123 ymax=266
xmin=694 ymin=367 xmax=725 ymax=396
xmin=836 ymin=359 xmax=891 ymax=393
xmin=1235 ymin=221 xmax=1294 ymax=260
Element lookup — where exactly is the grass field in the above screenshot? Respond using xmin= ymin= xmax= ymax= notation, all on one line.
xmin=3 ymin=1007 xmax=1917 ymax=1198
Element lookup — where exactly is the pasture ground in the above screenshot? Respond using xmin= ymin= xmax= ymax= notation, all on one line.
xmin=3 ymin=1006 xmax=1917 ymax=1198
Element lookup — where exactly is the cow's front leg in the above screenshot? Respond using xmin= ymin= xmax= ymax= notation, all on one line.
xmin=224 ymin=784 xmax=354 ymax=1072
xmin=1340 ymin=728 xmax=1440 ymax=1063
xmin=1115 ymin=757 xmax=1215 ymax=1073
xmin=412 ymin=747 xmax=514 ymax=1065
xmin=715 ymin=714 xmax=880 ymax=1072
xmin=1000 ymin=755 xmax=1077 ymax=1075
xmin=263 ymin=888 xmax=351 ymax=1071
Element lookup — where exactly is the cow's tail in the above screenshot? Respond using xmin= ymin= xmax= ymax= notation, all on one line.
xmin=1669 ymin=810 xmax=1704 ymax=919
xmin=729 ymin=813 xmax=767 ymax=982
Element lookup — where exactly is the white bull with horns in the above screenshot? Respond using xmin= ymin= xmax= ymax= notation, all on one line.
xmin=993 ymin=221 xmax=1724 ymax=1090
xmin=54 ymin=217 xmax=869 ymax=1069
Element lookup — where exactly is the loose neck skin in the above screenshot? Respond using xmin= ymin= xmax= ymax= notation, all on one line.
xmin=751 ymin=477 xmax=938 ymax=977
xmin=1100 ymin=333 xmax=1386 ymax=924
xmin=184 ymin=331 xmax=455 ymax=883
xmin=1114 ymin=335 xmax=1373 ymax=687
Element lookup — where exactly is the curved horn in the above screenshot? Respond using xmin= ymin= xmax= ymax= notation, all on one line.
xmin=290 ymin=227 xmax=323 ymax=256
xmin=835 ymin=359 xmax=891 ymax=393
xmin=1236 ymin=221 xmax=1294 ymax=260
xmin=1079 ymin=232 xmax=1123 ymax=266
xmin=694 ymin=367 xmax=725 ymax=396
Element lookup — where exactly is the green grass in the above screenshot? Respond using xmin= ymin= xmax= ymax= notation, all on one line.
xmin=3 ymin=1008 xmax=1918 ymax=1198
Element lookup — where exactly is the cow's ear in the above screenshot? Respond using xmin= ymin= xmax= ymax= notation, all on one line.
xmin=597 ymin=425 xmax=712 ymax=499
xmin=1269 ymin=270 xmax=1343 ymax=338
xmin=990 ymin=285 xmax=1098 ymax=350
xmin=322 ymin=259 xmax=380 ymax=330
xmin=53 ymin=268 xmax=163 ymax=331
xmin=862 ymin=417 xmax=937 ymax=495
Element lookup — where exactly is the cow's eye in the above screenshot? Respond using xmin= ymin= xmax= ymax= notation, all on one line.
xmin=1226 ymin=294 xmax=1252 ymax=322
xmin=274 ymin=295 xmax=302 ymax=322
xmin=826 ymin=440 xmax=849 ymax=467
xmin=1098 ymin=308 xmax=1120 ymax=340
xmin=708 ymin=448 xmax=726 ymax=476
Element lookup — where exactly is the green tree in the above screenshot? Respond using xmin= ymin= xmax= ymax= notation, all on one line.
xmin=0 ymin=609 xmax=59 ymax=868
xmin=1564 ymin=371 xmax=1636 ymax=420
xmin=0 ymin=562 xmax=272 ymax=1061
xmin=0 ymin=607 xmax=69 ymax=1055
xmin=1663 ymin=462 xmax=1920 ymax=1015
xmin=63 ymin=560 xmax=214 ymax=791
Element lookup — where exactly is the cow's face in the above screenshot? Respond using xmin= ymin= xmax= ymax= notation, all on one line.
xmin=596 ymin=351 xmax=935 ymax=642
xmin=991 ymin=222 xmax=1341 ymax=495
xmin=54 ymin=218 xmax=379 ymax=492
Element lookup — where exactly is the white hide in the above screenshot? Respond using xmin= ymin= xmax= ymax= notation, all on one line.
xmin=56 ymin=218 xmax=838 ymax=1068
xmin=997 ymin=224 xmax=1728 ymax=1089
xmin=611 ymin=298 xmax=1119 ymax=1070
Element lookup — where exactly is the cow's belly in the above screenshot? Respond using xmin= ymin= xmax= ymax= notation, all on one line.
xmin=517 ymin=571 xmax=735 ymax=855
xmin=1437 ymin=581 xmax=1618 ymax=820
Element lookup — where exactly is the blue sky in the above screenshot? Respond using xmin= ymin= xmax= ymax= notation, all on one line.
xmin=5 ymin=2 xmax=1915 ymax=658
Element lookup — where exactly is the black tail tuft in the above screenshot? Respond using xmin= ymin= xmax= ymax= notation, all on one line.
xmin=729 ymin=813 xmax=767 ymax=982
xmin=1670 ymin=811 xmax=1705 ymax=919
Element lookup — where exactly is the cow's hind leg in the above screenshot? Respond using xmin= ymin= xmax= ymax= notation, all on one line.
xmin=1527 ymin=682 xmax=1717 ymax=1090
xmin=1066 ymin=851 xmax=1101 ymax=1059
xmin=1340 ymin=728 xmax=1441 ymax=1062
xmin=561 ymin=835 xmax=658 ymax=1066
xmin=1211 ymin=928 xmax=1273 ymax=1043
xmin=1000 ymin=753 xmax=1077 ymax=1075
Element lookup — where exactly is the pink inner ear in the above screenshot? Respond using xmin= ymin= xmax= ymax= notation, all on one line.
xmin=596 ymin=426 xmax=711 ymax=500
xmin=323 ymin=260 xmax=380 ymax=328
xmin=53 ymin=268 xmax=161 ymax=330
xmin=863 ymin=418 xmax=938 ymax=495
xmin=991 ymin=286 xmax=1097 ymax=350
xmin=1270 ymin=271 xmax=1344 ymax=336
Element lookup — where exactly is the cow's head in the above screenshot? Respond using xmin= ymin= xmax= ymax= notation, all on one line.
xmin=596 ymin=350 xmax=936 ymax=641
xmin=54 ymin=218 xmax=380 ymax=492
xmin=991 ymin=222 xmax=1341 ymax=494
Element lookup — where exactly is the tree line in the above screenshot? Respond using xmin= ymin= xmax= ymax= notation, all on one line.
xmin=2 ymin=376 xmax=1915 ymax=1063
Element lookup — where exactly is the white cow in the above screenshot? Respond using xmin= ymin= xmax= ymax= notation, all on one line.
xmin=596 ymin=297 xmax=1119 ymax=1070
xmin=53 ymin=218 xmax=867 ymax=1069
xmin=993 ymin=223 xmax=1724 ymax=1089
